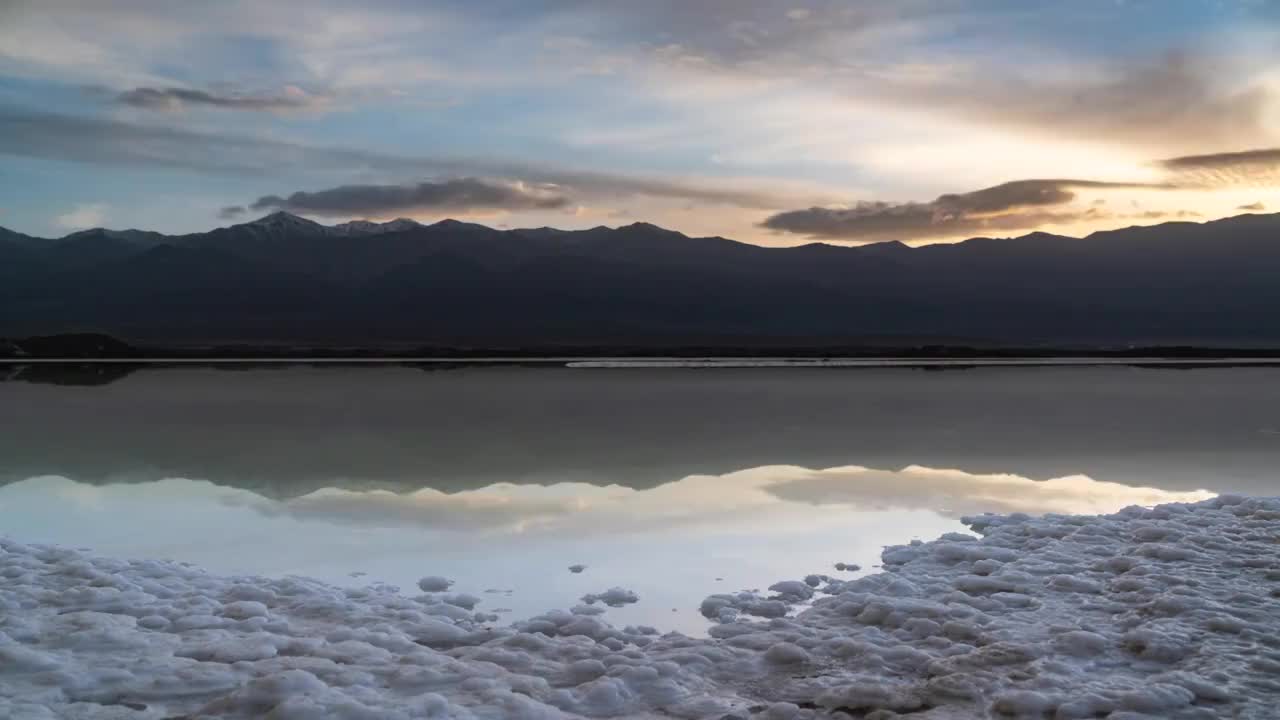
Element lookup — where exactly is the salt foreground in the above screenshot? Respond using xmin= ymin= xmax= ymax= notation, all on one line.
xmin=2 ymin=496 xmax=1278 ymax=719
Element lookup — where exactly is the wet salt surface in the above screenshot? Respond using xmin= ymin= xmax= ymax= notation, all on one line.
xmin=0 ymin=473 xmax=971 ymax=634
xmin=0 ymin=469 xmax=1211 ymax=635
xmin=3 ymin=495 xmax=1278 ymax=719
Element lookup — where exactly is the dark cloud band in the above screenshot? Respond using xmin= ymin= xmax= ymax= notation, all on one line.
xmin=242 ymin=179 xmax=572 ymax=217
xmin=0 ymin=108 xmax=788 ymax=210
xmin=760 ymin=179 xmax=1168 ymax=241
xmin=117 ymin=86 xmax=326 ymax=112
xmin=1157 ymin=147 xmax=1280 ymax=188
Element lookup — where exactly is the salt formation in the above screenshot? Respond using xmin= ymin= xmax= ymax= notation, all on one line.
xmin=2 ymin=495 xmax=1278 ymax=718
xmin=417 ymin=576 xmax=454 ymax=592
xmin=580 ymin=588 xmax=640 ymax=607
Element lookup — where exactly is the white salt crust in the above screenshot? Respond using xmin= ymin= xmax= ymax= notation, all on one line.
xmin=2 ymin=495 xmax=1278 ymax=718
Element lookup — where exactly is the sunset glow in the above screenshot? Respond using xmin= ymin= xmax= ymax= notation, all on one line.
xmin=2 ymin=1 xmax=1277 ymax=244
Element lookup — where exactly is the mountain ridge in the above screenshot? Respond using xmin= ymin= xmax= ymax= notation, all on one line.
xmin=9 ymin=209 xmax=1273 ymax=249
xmin=2 ymin=211 xmax=1278 ymax=347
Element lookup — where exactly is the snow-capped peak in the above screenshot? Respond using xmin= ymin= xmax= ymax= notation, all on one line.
xmin=331 ymin=218 xmax=423 ymax=236
xmin=249 ymin=211 xmax=323 ymax=230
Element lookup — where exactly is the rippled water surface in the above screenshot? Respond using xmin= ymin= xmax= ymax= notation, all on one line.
xmin=1 ymin=363 xmax=1274 ymax=632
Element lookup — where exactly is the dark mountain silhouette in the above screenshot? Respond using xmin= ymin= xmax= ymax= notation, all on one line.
xmin=3 ymin=211 xmax=1279 ymax=346
xmin=0 ymin=333 xmax=136 ymax=359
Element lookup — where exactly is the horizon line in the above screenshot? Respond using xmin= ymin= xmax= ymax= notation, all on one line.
xmin=3 ymin=208 xmax=1275 ymax=250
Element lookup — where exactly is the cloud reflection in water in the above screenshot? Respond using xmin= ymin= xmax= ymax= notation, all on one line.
xmin=0 ymin=467 xmax=1217 ymax=632
xmin=243 ymin=463 xmax=1216 ymax=534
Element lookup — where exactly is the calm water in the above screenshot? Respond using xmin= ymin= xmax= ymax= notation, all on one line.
xmin=0 ymin=364 xmax=1274 ymax=633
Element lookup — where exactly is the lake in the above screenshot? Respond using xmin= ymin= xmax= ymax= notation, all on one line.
xmin=0 ymin=363 xmax=1273 ymax=634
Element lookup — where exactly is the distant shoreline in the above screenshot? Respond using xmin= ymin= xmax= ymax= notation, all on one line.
xmin=7 ymin=357 xmax=1280 ymax=368
xmin=9 ymin=333 xmax=1280 ymax=364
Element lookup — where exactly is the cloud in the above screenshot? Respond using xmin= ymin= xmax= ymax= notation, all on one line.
xmin=934 ymin=180 xmax=1156 ymax=216
xmin=1140 ymin=210 xmax=1202 ymax=220
xmin=242 ymin=462 xmax=1213 ymax=533
xmin=1156 ymin=147 xmax=1280 ymax=188
xmin=3 ymin=1 xmax=1276 ymax=159
xmin=760 ymin=179 xmax=1163 ymax=241
xmin=54 ymin=203 xmax=108 ymax=230
xmin=247 ymin=178 xmax=572 ymax=217
xmin=0 ymin=0 xmax=461 ymax=91
xmin=560 ymin=6 xmax=1278 ymax=151
xmin=218 ymin=205 xmax=247 ymax=220
xmin=890 ymin=50 xmax=1277 ymax=152
xmin=254 ymin=485 xmax=597 ymax=532
xmin=762 ymin=464 xmax=1213 ymax=518
xmin=116 ymin=85 xmax=328 ymax=113
xmin=0 ymin=108 xmax=792 ymax=210
xmin=1239 ymin=201 xmax=1266 ymax=211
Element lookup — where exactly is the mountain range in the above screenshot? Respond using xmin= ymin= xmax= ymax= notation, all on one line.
xmin=2 ymin=211 xmax=1279 ymax=347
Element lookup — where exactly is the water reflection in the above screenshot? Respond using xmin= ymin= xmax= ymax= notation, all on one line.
xmin=2 ymin=364 xmax=1279 ymax=495
xmin=245 ymin=464 xmax=1212 ymax=534
xmin=0 ymin=473 xmax=967 ymax=634
xmin=761 ymin=465 xmax=1217 ymax=516
xmin=0 ymin=463 xmax=1213 ymax=632
xmin=0 ymin=364 xmax=1272 ymax=632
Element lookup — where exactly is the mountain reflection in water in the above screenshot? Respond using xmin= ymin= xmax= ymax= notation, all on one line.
xmin=235 ymin=464 xmax=1212 ymax=533
xmin=0 ymin=363 xmax=1270 ymax=631
xmin=1 ymin=363 xmax=1278 ymax=496
xmin=0 ymin=464 xmax=1212 ymax=633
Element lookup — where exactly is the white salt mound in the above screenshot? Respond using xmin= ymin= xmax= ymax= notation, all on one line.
xmin=416 ymin=575 xmax=454 ymax=592
xmin=3 ymin=495 xmax=1279 ymax=718
xmin=580 ymin=587 xmax=640 ymax=607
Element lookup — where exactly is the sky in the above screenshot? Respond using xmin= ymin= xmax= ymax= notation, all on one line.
xmin=0 ymin=0 xmax=1278 ymax=245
